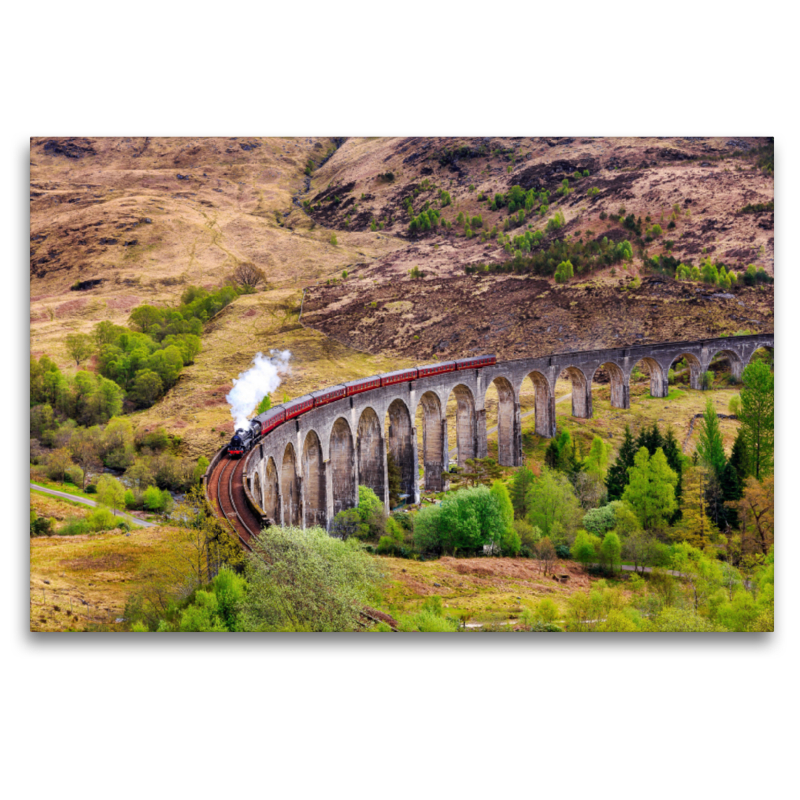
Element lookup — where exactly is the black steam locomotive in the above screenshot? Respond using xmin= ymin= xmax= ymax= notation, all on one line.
xmin=225 ymin=354 xmax=496 ymax=458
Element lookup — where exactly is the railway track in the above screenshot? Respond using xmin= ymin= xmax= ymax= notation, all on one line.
xmin=208 ymin=454 xmax=263 ymax=552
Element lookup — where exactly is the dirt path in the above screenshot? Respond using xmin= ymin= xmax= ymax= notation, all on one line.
xmin=30 ymin=483 xmax=157 ymax=528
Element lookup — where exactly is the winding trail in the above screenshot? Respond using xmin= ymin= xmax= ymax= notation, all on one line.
xmin=30 ymin=483 xmax=158 ymax=528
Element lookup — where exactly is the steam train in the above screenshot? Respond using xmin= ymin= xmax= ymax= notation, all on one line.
xmin=225 ymin=354 xmax=496 ymax=458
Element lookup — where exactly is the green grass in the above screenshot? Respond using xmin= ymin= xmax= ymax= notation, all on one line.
xmin=29 ymin=476 xmax=98 ymax=501
xmin=30 ymin=488 xmax=92 ymax=510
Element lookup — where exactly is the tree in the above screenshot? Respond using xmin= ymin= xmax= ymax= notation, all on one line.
xmin=731 ymin=475 xmax=774 ymax=557
xmin=100 ymin=416 xmax=135 ymax=469
xmin=65 ymin=332 xmax=94 ymax=366
xmin=509 ymin=465 xmax=536 ymax=519
xmin=526 ymin=468 xmax=583 ymax=542
xmin=571 ymin=529 xmax=599 ymax=567
xmin=68 ymin=426 xmax=102 ymax=489
xmin=386 ymin=451 xmax=402 ymax=509
xmin=96 ymin=474 xmax=126 ymax=515
xmin=238 ymin=525 xmax=380 ymax=632
xmin=606 ymin=425 xmax=636 ymax=501
xmin=413 ymin=486 xmax=504 ymax=557
xmin=622 ymin=447 xmax=677 ymax=531
xmin=739 ymin=360 xmax=774 ymax=478
xmin=600 ymin=531 xmax=622 ymax=573
xmin=129 ymin=369 xmax=164 ymax=408
xmin=583 ymin=435 xmax=610 ymax=479
xmin=228 ymin=261 xmax=266 ymax=291
xmin=256 ymin=393 xmax=271 ymax=414
xmin=128 ymin=304 xmax=164 ymax=335
xmin=729 ymin=428 xmax=750 ymax=483
xmin=456 ymin=457 xmax=502 ymax=488
xmin=535 ymin=537 xmax=557 ymax=575
xmin=696 ymin=399 xmax=726 ymax=478
xmin=582 ymin=502 xmax=619 ymax=536
xmin=490 ymin=480 xmax=519 ymax=555
xmin=46 ymin=447 xmax=74 ymax=484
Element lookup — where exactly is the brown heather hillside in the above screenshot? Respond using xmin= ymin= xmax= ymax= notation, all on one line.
xmin=29 ymin=137 xmax=773 ymax=455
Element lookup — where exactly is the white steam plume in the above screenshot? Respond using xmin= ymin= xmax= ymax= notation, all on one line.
xmin=226 ymin=350 xmax=292 ymax=431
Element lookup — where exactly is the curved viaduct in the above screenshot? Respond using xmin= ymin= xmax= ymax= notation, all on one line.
xmin=234 ymin=334 xmax=773 ymax=533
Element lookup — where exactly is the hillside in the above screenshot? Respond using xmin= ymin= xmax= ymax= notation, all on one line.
xmin=29 ymin=136 xmax=774 ymax=454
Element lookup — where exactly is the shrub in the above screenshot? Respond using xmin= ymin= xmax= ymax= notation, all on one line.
xmin=88 ymin=506 xmax=118 ymax=532
xmin=554 ymin=260 xmax=574 ymax=284
xmin=702 ymin=371 xmax=714 ymax=390
xmin=330 ymin=233 xmax=338 ymax=246
xmin=241 ymin=526 xmax=381 ymax=632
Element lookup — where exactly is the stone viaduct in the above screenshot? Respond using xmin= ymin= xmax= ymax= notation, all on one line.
xmin=240 ymin=334 xmax=773 ymax=531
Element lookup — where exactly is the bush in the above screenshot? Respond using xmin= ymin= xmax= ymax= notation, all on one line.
xmin=88 ymin=506 xmax=118 ymax=532
xmin=59 ymin=516 xmax=91 ymax=536
xmin=330 ymin=233 xmax=338 ymax=246
xmin=30 ymin=510 xmax=54 ymax=537
xmin=702 ymin=371 xmax=714 ymax=390
xmin=240 ymin=526 xmax=381 ymax=632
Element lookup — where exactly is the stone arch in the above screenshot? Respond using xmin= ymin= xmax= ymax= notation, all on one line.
xmin=386 ymin=398 xmax=416 ymax=505
xmin=559 ymin=366 xmax=592 ymax=418
xmin=707 ymin=348 xmax=745 ymax=383
xmin=486 ymin=376 xmax=517 ymax=466
xmin=592 ymin=361 xmax=628 ymax=409
xmin=630 ymin=356 xmax=668 ymax=398
xmin=251 ymin=471 xmax=263 ymax=511
xmin=263 ymin=456 xmax=279 ymax=524
xmin=668 ymin=352 xmax=703 ymax=390
xmin=357 ymin=406 xmax=385 ymax=504
xmin=416 ymin=391 xmax=445 ymax=491
xmin=522 ymin=370 xmax=555 ymax=438
xmin=280 ymin=443 xmax=300 ymax=527
xmin=747 ymin=344 xmax=774 ymax=365
xmin=330 ymin=417 xmax=356 ymax=517
xmin=302 ymin=429 xmax=326 ymax=529
xmin=447 ymin=384 xmax=477 ymax=467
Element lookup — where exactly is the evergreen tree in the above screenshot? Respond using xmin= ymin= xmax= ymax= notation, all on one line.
xmin=544 ymin=439 xmax=561 ymax=470
xmin=638 ymin=422 xmax=664 ymax=456
xmin=729 ymin=428 xmax=750 ymax=483
xmin=606 ymin=425 xmax=636 ymax=501
xmin=739 ymin=360 xmax=774 ymax=479
xmin=696 ymin=399 xmax=726 ymax=478
xmin=509 ymin=465 xmax=535 ymax=519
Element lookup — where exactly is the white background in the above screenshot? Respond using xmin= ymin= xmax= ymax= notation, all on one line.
xmin=3 ymin=3 xmax=797 ymax=798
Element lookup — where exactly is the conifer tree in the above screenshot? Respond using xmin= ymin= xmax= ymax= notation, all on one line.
xmin=606 ymin=425 xmax=636 ymax=501
xmin=729 ymin=428 xmax=750 ymax=483
xmin=697 ymin=399 xmax=726 ymax=478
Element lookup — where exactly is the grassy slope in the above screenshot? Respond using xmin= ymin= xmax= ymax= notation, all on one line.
xmin=377 ymin=555 xmax=599 ymax=627
xmin=29 ymin=520 xmax=188 ymax=632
